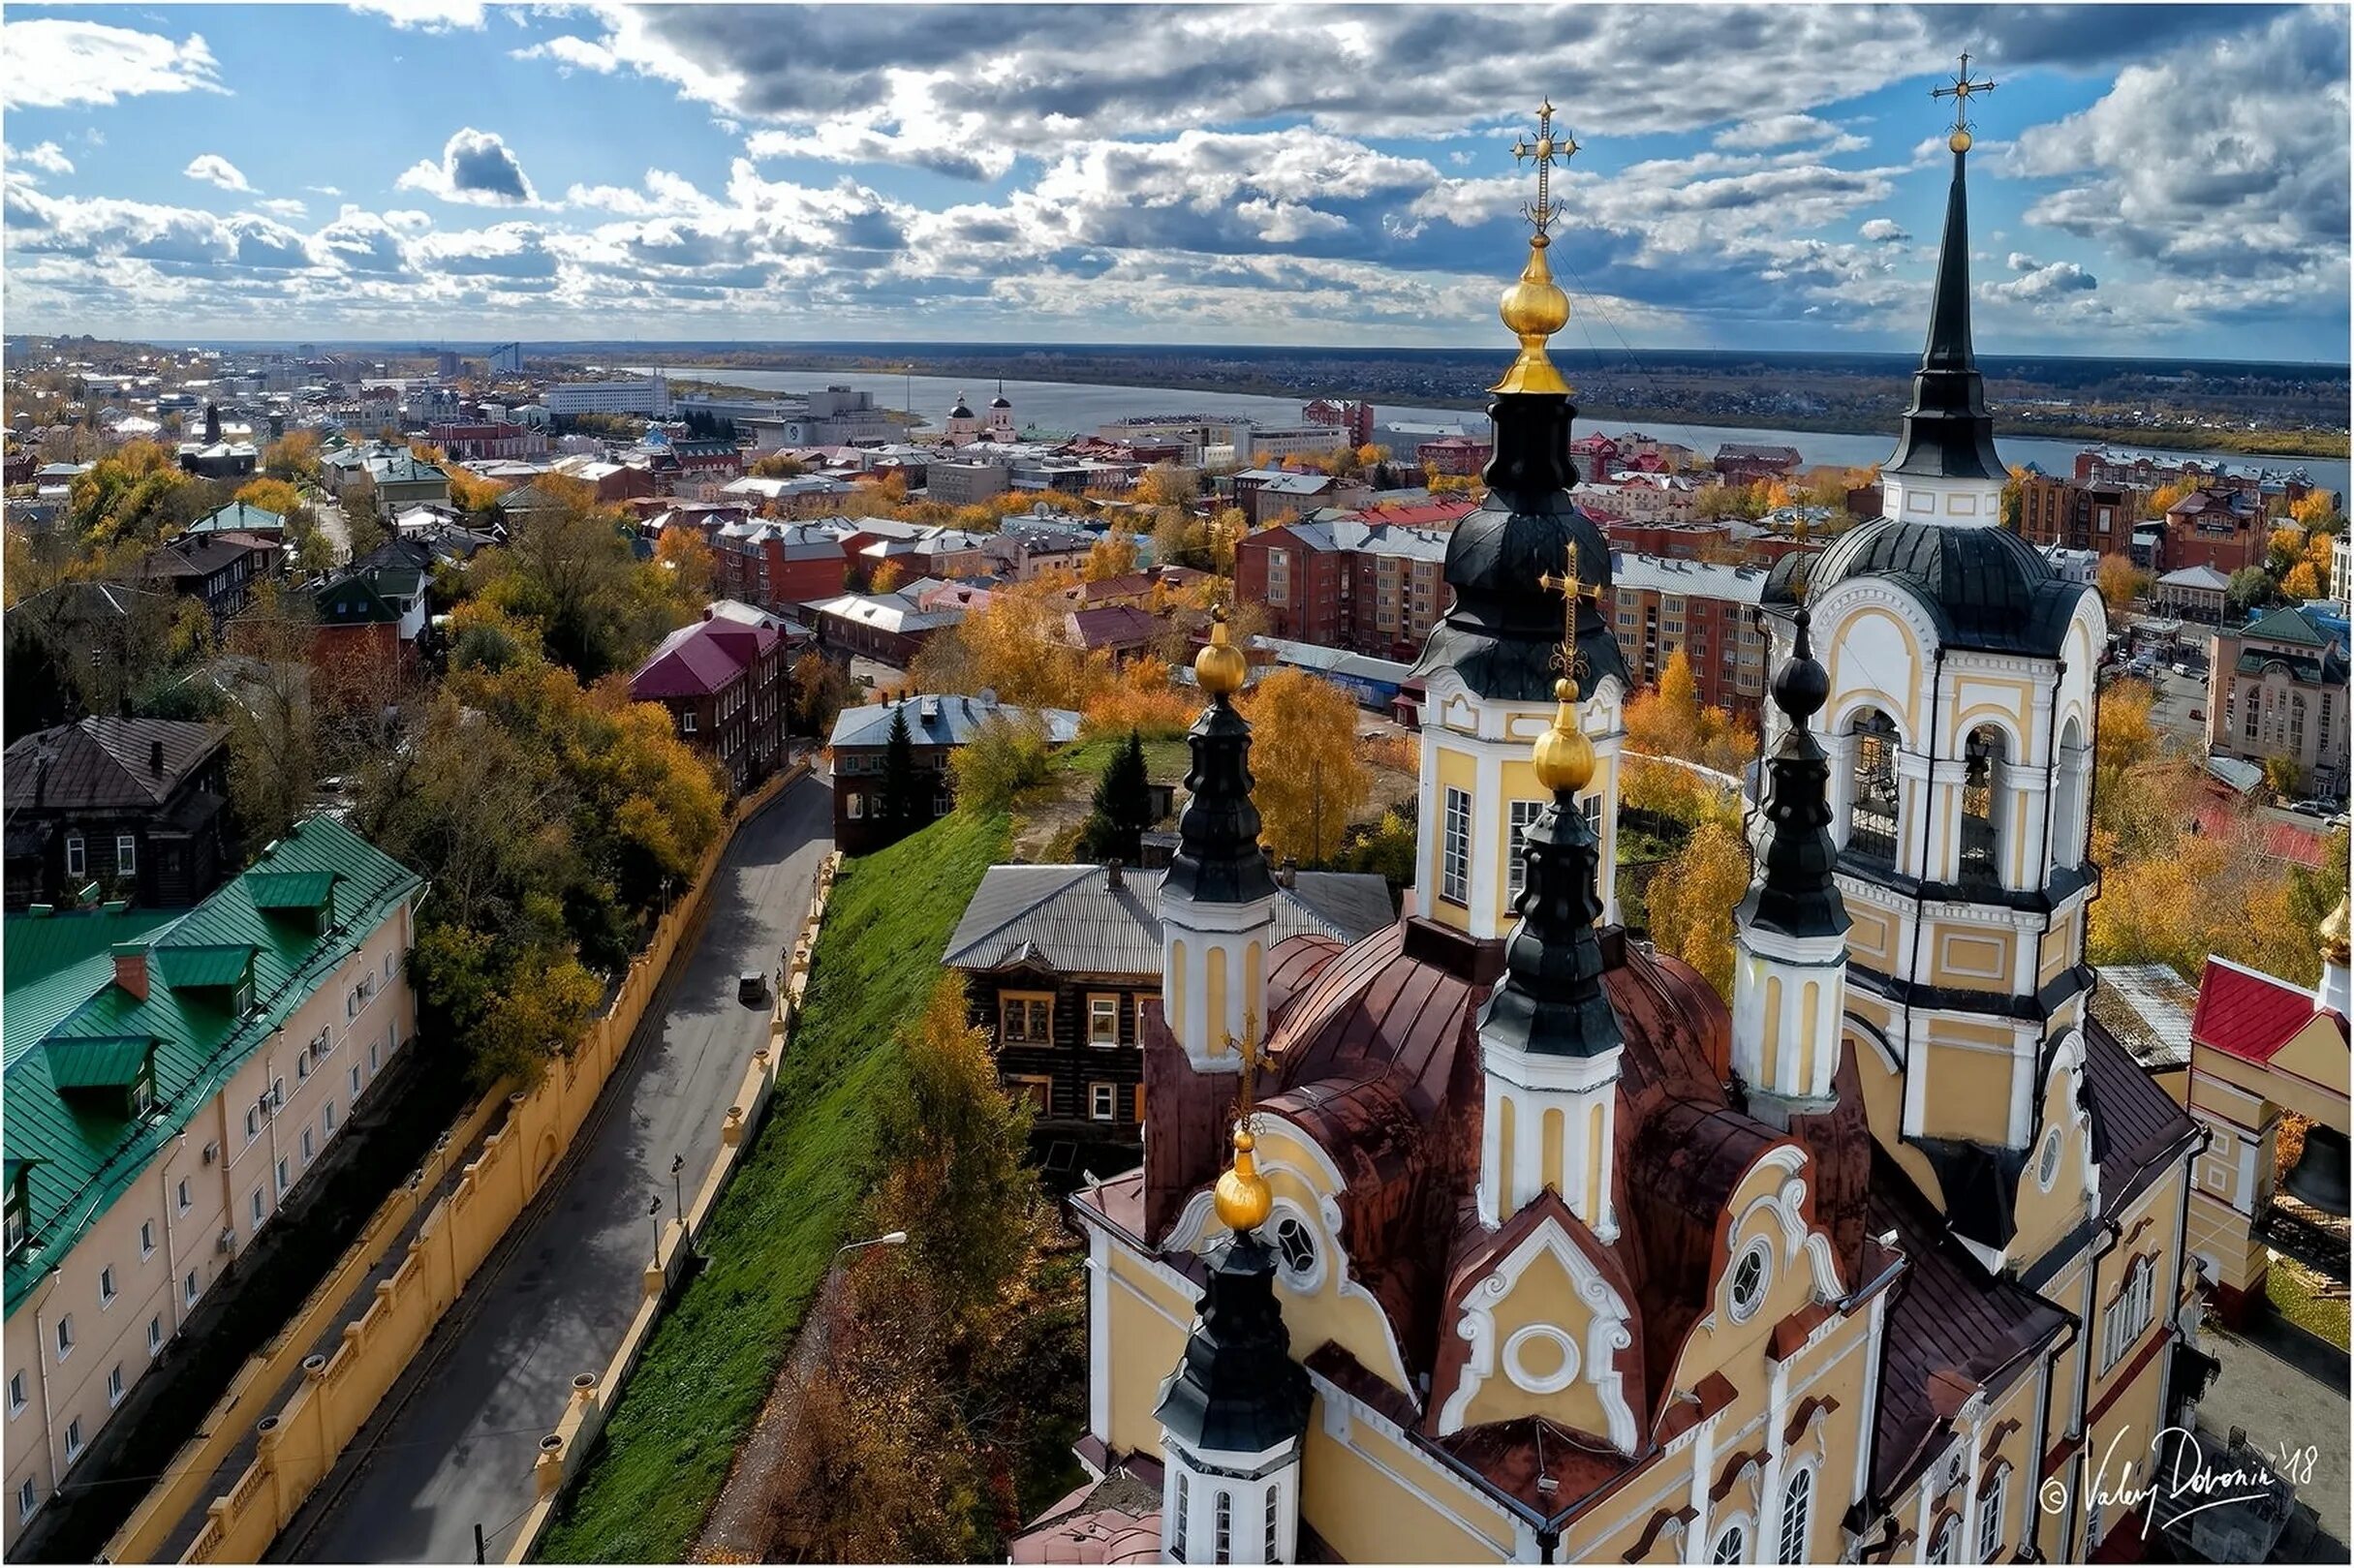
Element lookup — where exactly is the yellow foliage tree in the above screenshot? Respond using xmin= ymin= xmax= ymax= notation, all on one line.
xmin=1238 ymin=667 xmax=1370 ymax=865
xmin=1133 ymin=464 xmax=1198 ymax=508
xmin=2290 ymin=490 xmax=2337 ymax=529
xmin=2093 ymin=553 xmax=2150 ymax=614
xmin=263 ymin=429 xmax=321 ymax=481
xmin=233 ymin=477 xmax=303 ymax=519
xmin=448 ymin=468 xmax=509 ymax=514
xmin=912 ymin=576 xmax=1086 ymax=708
xmin=1623 ymin=649 xmax=1758 ymax=778
xmin=1079 ymin=655 xmax=1192 ymax=740
xmin=653 ymin=527 xmax=715 ymax=605
xmin=1643 ymin=819 xmax=1751 ymax=1000
xmin=871 ymin=558 xmax=907 ymax=594
xmin=2281 ymin=560 xmax=2324 ymax=600
xmin=2148 ymin=478 xmax=2198 ymax=515
xmin=1082 ymin=529 xmax=1139 ymax=582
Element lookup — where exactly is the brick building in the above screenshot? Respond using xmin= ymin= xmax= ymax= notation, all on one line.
xmin=2162 ymin=488 xmax=2268 ymax=575
xmin=1604 ymin=552 xmax=1773 ymax=717
xmin=1235 ymin=515 xmax=1452 ymax=661
xmin=427 ymin=422 xmax=547 ymax=461
xmin=2013 ymin=464 xmax=2140 ymax=553
xmin=713 ymin=519 xmax=852 ymax=609
xmin=1712 ymin=443 xmax=1802 ymax=483
xmin=2207 ymin=603 xmax=2351 ymax=796
xmin=1415 ymin=435 xmax=1491 ymax=476
xmin=629 ymin=612 xmax=786 ymax=792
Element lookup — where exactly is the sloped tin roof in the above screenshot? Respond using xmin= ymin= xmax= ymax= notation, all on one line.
xmin=4 ymin=816 xmax=420 ymax=1312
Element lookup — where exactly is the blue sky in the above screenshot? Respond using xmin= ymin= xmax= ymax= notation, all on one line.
xmin=3 ymin=3 xmax=2346 ymax=358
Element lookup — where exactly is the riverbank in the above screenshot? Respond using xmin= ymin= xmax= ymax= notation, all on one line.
xmin=647 ymin=358 xmax=2346 ymax=463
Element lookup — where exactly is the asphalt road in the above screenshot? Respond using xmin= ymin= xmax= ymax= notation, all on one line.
xmin=275 ymin=777 xmax=833 ymax=1564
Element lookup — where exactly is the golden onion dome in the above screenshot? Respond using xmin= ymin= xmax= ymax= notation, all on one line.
xmin=1949 ymin=128 xmax=1973 ymax=154
xmin=1491 ymin=237 xmax=1573 ymax=397
xmin=1213 ymin=1126 xmax=1273 ymax=1232
xmin=1531 ymin=677 xmax=1595 ymax=793
xmin=2322 ymin=895 xmax=2350 ymax=967
xmin=1195 ymin=607 xmax=1248 ymax=697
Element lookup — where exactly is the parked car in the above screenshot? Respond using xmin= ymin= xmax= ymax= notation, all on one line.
xmin=738 ymin=970 xmax=768 ymax=1005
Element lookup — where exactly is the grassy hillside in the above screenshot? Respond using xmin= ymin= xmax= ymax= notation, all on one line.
xmin=539 ymin=809 xmax=1013 ymax=1562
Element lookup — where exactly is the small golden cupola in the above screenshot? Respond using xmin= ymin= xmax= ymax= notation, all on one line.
xmin=2317 ymin=894 xmax=2351 ymax=1017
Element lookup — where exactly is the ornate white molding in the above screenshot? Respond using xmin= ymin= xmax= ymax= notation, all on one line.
xmin=1438 ymin=1216 xmax=1636 ymax=1450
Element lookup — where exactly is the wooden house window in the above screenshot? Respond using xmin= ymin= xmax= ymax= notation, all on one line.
xmin=1088 ymin=1082 xmax=1117 ymax=1122
xmin=1087 ymin=995 xmax=1121 ymax=1047
xmin=1001 ymin=993 xmax=1053 ymax=1045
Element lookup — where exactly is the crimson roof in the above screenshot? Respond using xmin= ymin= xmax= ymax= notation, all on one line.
xmin=628 ymin=617 xmax=771 ymax=699
xmin=2190 ymin=957 xmax=2320 ymax=1064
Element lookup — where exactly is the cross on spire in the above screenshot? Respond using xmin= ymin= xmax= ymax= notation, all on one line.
xmin=1228 ymin=1012 xmax=1262 ymax=1130
xmin=1537 ymin=539 xmax=1605 ymax=695
xmin=1931 ymin=50 xmax=1997 ymax=140
xmin=1510 ymin=99 xmax=1578 ymax=241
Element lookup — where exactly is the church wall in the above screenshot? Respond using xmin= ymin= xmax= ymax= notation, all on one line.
xmin=2010 ymin=1056 xmax=2098 ymax=1268
xmin=1821 ymin=603 xmax=1928 ymax=742
xmin=1299 ymin=1400 xmax=1519 ymax=1563
xmin=1913 ymin=1027 xmax=2017 ymax=1145
xmin=1846 ymin=903 xmax=1898 ymax=970
xmin=1882 ymin=1360 xmax=2045 ymax=1566
xmin=1101 ymin=1242 xmax=1196 ymax=1460
xmin=1928 ymin=926 xmax=2014 ymax=992
xmin=1427 ymin=740 xmax=1480 ymax=932
xmin=1844 ymin=1013 xmax=1949 ymax=1200
xmin=1452 ymin=1236 xmax=1628 ymax=1438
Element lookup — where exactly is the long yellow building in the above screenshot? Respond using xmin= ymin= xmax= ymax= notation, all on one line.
xmin=1015 ymin=78 xmax=2214 ymax=1568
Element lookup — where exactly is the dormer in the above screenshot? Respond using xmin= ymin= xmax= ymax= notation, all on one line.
xmin=248 ymin=870 xmax=340 ymax=937
xmin=44 ymin=1034 xmax=160 ymax=1122
xmin=4 ymin=1158 xmax=36 ymax=1258
xmin=155 ymin=942 xmax=261 ymax=1016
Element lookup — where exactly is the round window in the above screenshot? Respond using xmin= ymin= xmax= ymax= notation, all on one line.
xmin=1728 ymin=1240 xmax=1771 ymax=1323
xmin=2037 ymin=1127 xmax=2062 ymax=1190
xmin=1273 ymin=1214 xmax=1316 ymax=1279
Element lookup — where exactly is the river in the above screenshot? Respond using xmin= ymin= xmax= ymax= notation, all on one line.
xmin=639 ymin=364 xmax=2349 ymax=496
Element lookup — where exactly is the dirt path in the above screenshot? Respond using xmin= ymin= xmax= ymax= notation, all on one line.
xmin=691 ymin=1262 xmax=852 ymax=1560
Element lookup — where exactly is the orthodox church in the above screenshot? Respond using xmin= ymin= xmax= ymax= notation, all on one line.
xmin=945 ymin=383 xmax=1019 ymax=446
xmin=1020 ymin=76 xmax=2219 ymax=1567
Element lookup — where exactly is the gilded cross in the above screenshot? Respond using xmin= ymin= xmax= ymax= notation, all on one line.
xmin=1510 ymin=99 xmax=1578 ymax=240
xmin=1537 ymin=539 xmax=1605 ymax=695
xmin=1931 ymin=51 xmax=1997 ymax=138
xmin=1229 ymin=1012 xmax=1262 ymax=1132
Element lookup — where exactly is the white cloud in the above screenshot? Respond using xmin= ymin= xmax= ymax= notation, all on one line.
xmin=1858 ymin=218 xmax=1908 ymax=244
xmin=346 ymin=0 xmax=486 ymax=32
xmin=0 ymin=19 xmax=225 ymax=108
xmin=396 ymin=127 xmax=543 ymax=206
xmin=256 ymin=197 xmax=311 ymax=219
xmin=12 ymin=141 xmax=76 ymax=176
xmin=307 ymin=184 xmax=345 ymax=197
xmin=511 ymin=36 xmax=618 ymax=75
xmin=184 ymin=154 xmax=255 ymax=193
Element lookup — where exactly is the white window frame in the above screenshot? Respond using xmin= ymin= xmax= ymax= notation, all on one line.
xmin=64 ymin=1417 xmax=82 ymax=1463
xmin=115 ymin=835 xmax=138 ymax=876
xmin=1976 ymin=1468 xmax=2007 ymax=1564
xmin=54 ymin=1314 xmax=74 ymax=1361
xmin=1709 ymin=1518 xmax=1748 ymax=1564
xmin=184 ymin=1270 xmax=201 ymax=1306
xmin=1505 ymin=798 xmax=1544 ymax=901
xmin=1777 ymin=1464 xmax=1813 ymax=1563
xmin=7 ymin=1371 xmax=24 ymax=1417
xmin=65 ymin=834 xmax=85 ymax=879
xmin=99 ymin=1266 xmax=116 ymax=1307
xmin=1441 ymin=785 xmax=1471 ymax=905
xmin=19 ymin=1476 xmax=38 ymax=1523
xmin=1087 ymin=996 xmax=1121 ymax=1047
xmin=147 ymin=1315 xmax=164 ymax=1357
xmin=107 ymin=1363 xmax=124 ymax=1407
xmin=1089 ymin=1082 xmax=1117 ymax=1122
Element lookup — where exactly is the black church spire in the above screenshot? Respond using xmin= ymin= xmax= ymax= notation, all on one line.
xmin=1739 ymin=607 xmax=1850 ymax=940
xmin=1164 ymin=611 xmax=1277 ymax=906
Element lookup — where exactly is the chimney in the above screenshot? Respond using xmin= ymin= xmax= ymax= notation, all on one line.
xmin=150 ymin=738 xmax=166 ymax=778
xmin=1106 ymin=859 xmax=1124 ymax=891
xmin=1278 ymin=856 xmax=1298 ymax=890
xmin=113 ymin=943 xmax=149 ymax=1001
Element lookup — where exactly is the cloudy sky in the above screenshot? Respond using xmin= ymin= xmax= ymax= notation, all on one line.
xmin=3 ymin=3 xmax=2347 ymax=357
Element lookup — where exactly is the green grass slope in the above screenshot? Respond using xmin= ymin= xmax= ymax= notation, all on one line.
xmin=538 ymin=809 xmax=1012 ymax=1562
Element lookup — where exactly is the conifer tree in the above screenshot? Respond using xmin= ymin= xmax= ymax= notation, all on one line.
xmin=1078 ymin=726 xmax=1154 ymax=863
xmin=880 ymin=702 xmax=921 ymax=839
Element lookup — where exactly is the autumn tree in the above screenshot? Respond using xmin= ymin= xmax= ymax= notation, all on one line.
xmin=473 ymin=490 xmax=686 ymax=679
xmin=2093 ymin=553 xmax=2151 ymax=614
xmin=1082 ymin=528 xmax=1139 ymax=582
xmin=749 ymin=451 xmax=806 ymax=479
xmin=1077 ymin=728 xmax=1154 ymax=863
xmin=911 ymin=576 xmax=1085 ymax=708
xmin=948 ymin=710 xmax=1053 ymax=814
xmin=1623 ymin=649 xmax=1758 ymax=778
xmin=871 ymin=558 xmax=907 ymax=595
xmin=2289 ymin=490 xmax=2340 ymax=531
xmin=218 ymin=583 xmax=322 ymax=853
xmin=64 ymin=440 xmax=203 ymax=550
xmin=2147 ymin=477 xmax=2197 ymax=515
xmin=233 ymin=477 xmax=304 ymax=520
xmin=263 ymin=429 xmax=321 ymax=481
xmin=1134 ymin=464 xmax=1201 ymax=507
xmin=1240 ymin=667 xmax=1370 ymax=865
xmin=790 ymin=650 xmax=855 ymax=740
xmin=1642 ymin=818 xmax=1751 ymax=1000
xmin=2281 ymin=560 xmax=2325 ymax=600
xmin=2224 ymin=567 xmax=2276 ymax=618
xmin=447 ymin=467 xmax=508 ymax=516
xmin=1080 ymin=654 xmax=1193 ymax=740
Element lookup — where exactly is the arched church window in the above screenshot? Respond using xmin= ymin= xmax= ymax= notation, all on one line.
xmin=1710 ymin=1522 xmax=1747 ymax=1563
xmin=1173 ymin=1473 xmax=1190 ymax=1561
xmin=1959 ymin=726 xmax=2006 ymax=888
xmin=1214 ymin=1490 xmax=1232 ymax=1565
xmin=1848 ymin=710 xmax=1900 ymax=866
xmin=2053 ymin=718 xmax=2088 ymax=870
xmin=1778 ymin=1467 xmax=1814 ymax=1563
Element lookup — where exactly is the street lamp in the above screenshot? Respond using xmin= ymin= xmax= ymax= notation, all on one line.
xmin=835 ymin=1230 xmax=909 ymax=1259
xmin=670 ymin=1153 xmax=685 ymax=1222
xmin=647 ymin=1194 xmax=664 ymax=1263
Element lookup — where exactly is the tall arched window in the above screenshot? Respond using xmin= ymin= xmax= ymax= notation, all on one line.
xmin=1960 ymin=726 xmax=2006 ymax=887
xmin=1848 ymin=709 xmax=1901 ymax=866
xmin=1214 ymin=1490 xmax=1232 ymax=1565
xmin=1778 ymin=1467 xmax=1814 ymax=1563
xmin=2053 ymin=717 xmax=2088 ymax=871
xmin=1173 ymin=1473 xmax=1190 ymax=1562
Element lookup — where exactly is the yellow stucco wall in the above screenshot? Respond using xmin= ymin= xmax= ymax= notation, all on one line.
xmin=1915 ymin=1034 xmax=2015 ymax=1145
xmin=1431 ymin=743 xmax=1478 ymax=932
xmin=1301 ymin=1413 xmax=1516 ymax=1563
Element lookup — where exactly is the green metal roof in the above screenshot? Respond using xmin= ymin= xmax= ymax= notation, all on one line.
xmin=247 ymin=870 xmax=337 ymax=911
xmin=2 ymin=907 xmax=178 ymax=1066
xmin=186 ymin=500 xmax=286 ymax=535
xmin=151 ymin=943 xmax=256 ymax=990
xmin=2240 ymin=604 xmax=2333 ymax=648
xmin=4 ymin=815 xmax=420 ymax=1313
xmin=44 ymin=1038 xmax=151 ymax=1091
